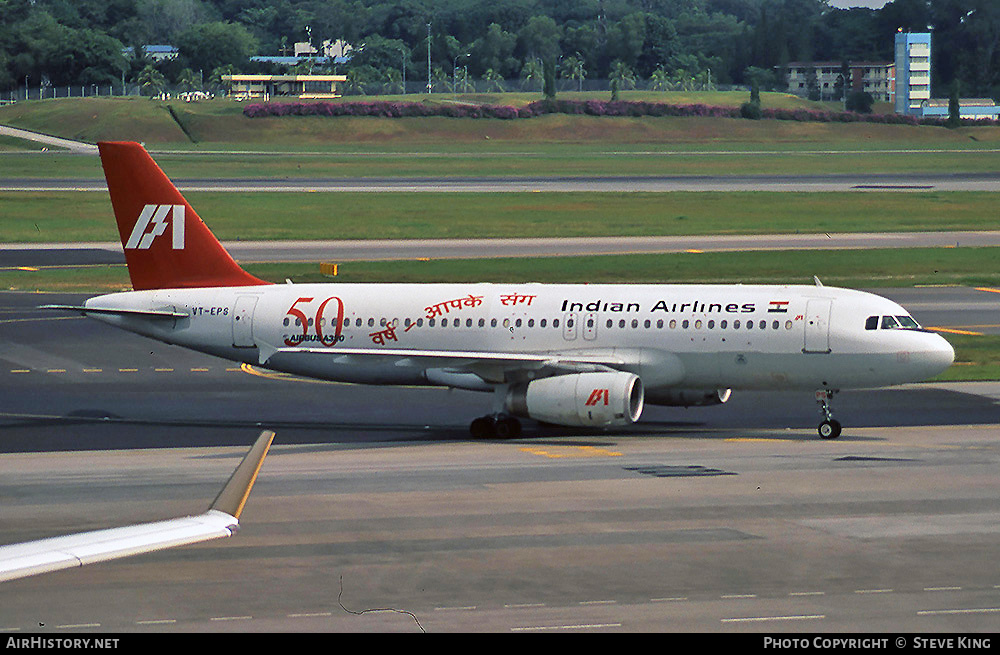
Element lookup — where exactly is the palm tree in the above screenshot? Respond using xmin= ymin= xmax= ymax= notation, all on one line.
xmin=484 ymin=69 xmax=505 ymax=93
xmin=176 ymin=68 xmax=200 ymax=92
xmin=650 ymin=66 xmax=670 ymax=92
xmin=521 ymin=58 xmax=543 ymax=92
xmin=609 ymin=60 xmax=636 ymax=94
xmin=135 ymin=64 xmax=166 ymax=97
xmin=562 ymin=55 xmax=586 ymax=92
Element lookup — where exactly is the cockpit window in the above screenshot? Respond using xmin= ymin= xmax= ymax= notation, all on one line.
xmin=866 ymin=314 xmax=922 ymax=330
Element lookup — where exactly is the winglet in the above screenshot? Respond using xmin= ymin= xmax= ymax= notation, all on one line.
xmin=211 ymin=430 xmax=274 ymax=519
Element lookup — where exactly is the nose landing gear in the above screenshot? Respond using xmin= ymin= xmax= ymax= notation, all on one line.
xmin=815 ymin=389 xmax=842 ymax=439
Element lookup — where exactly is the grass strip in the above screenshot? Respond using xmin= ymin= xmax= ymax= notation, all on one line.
xmin=5 ymin=246 xmax=1000 ymax=289
xmin=4 ymin=191 xmax=1000 ymax=243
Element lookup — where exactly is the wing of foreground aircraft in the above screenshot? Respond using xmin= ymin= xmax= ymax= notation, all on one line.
xmin=0 ymin=431 xmax=273 ymax=583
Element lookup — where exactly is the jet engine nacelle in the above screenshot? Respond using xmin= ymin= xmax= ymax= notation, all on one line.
xmin=646 ymin=388 xmax=732 ymax=407
xmin=505 ymin=371 xmax=644 ymax=427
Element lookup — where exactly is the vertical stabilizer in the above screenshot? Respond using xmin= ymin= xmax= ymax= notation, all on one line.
xmin=98 ymin=141 xmax=270 ymax=290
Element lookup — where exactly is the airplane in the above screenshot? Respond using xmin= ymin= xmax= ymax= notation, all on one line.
xmin=44 ymin=141 xmax=954 ymax=440
xmin=0 ymin=431 xmax=273 ymax=582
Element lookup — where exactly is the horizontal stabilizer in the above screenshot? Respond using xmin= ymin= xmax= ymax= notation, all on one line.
xmin=39 ymin=304 xmax=189 ymax=319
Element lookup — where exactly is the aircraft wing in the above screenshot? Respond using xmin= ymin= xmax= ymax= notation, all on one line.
xmin=0 ymin=431 xmax=273 ymax=583
xmin=264 ymin=346 xmax=628 ymax=381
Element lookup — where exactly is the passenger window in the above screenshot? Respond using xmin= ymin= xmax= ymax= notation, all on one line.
xmin=772 ymin=320 xmax=778 ymax=330
xmin=721 ymin=320 xmax=728 ymax=329
xmin=785 ymin=320 xmax=793 ymax=330
xmin=515 ymin=319 xmax=522 ymax=327
xmin=528 ymin=319 xmax=535 ymax=327
xmin=881 ymin=316 xmax=898 ymax=330
xmin=708 ymin=320 xmax=715 ymax=329
xmin=467 ymin=318 xmax=473 ymax=327
xmin=606 ymin=319 xmax=613 ymax=328
xmin=694 ymin=320 xmax=702 ymax=329
xmin=540 ymin=319 xmax=547 ymax=328
xmin=620 ymin=319 xmax=626 ymax=328
xmin=669 ymin=319 xmax=677 ymax=329
xmin=656 ymin=319 xmax=663 ymax=329
xmin=734 ymin=320 xmax=740 ymax=329
xmin=491 ymin=318 xmax=497 ymax=328
xmin=442 ymin=318 xmax=448 ymax=327
xmin=478 ymin=318 xmax=485 ymax=327
xmin=682 ymin=320 xmax=689 ymax=329
xmin=553 ymin=319 xmax=559 ymax=328
xmin=865 ymin=316 xmax=878 ymax=330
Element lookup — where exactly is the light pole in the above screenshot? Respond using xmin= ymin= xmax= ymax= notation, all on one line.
xmin=453 ymin=53 xmax=469 ymax=94
xmin=400 ymin=48 xmax=407 ymax=94
xmin=426 ymin=23 xmax=432 ymax=94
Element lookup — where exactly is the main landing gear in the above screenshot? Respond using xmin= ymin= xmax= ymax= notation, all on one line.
xmin=470 ymin=414 xmax=522 ymax=439
xmin=815 ymin=389 xmax=842 ymax=439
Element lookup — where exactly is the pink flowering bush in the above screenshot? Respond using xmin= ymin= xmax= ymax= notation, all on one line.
xmin=243 ymin=99 xmax=993 ymax=126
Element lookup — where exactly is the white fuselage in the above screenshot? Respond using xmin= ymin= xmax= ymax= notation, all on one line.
xmin=84 ymin=282 xmax=955 ymax=398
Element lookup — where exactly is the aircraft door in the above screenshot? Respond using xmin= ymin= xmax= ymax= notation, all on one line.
xmin=803 ymin=299 xmax=832 ymax=353
xmin=232 ymin=295 xmax=259 ymax=348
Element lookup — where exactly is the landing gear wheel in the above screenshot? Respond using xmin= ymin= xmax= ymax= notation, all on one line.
xmin=814 ymin=389 xmax=842 ymax=440
xmin=493 ymin=417 xmax=522 ymax=439
xmin=470 ymin=416 xmax=496 ymax=439
xmin=818 ymin=419 xmax=842 ymax=440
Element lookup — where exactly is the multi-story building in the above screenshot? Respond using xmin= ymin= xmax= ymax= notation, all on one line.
xmin=893 ymin=30 xmax=999 ymax=120
xmin=785 ymin=62 xmax=892 ymax=102
xmin=894 ymin=31 xmax=931 ymax=115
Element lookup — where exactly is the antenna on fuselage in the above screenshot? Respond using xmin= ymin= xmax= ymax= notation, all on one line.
xmin=813 ymin=276 xmax=824 ymax=287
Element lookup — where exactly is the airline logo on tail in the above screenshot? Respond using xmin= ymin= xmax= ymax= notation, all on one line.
xmin=126 ymin=204 xmax=185 ymax=250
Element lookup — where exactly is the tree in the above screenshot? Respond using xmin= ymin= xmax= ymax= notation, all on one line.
xmin=947 ymin=79 xmax=961 ymax=127
xmin=520 ymin=58 xmax=543 ymax=92
xmin=483 ymin=68 xmax=505 ymax=92
xmin=609 ymin=60 xmax=636 ymax=99
xmin=135 ymin=63 xmax=166 ymax=96
xmin=846 ymin=90 xmax=874 ymax=113
xmin=561 ymin=55 xmax=586 ymax=92
xmin=176 ymin=21 xmax=256 ymax=73
xmin=543 ymin=58 xmax=556 ymax=98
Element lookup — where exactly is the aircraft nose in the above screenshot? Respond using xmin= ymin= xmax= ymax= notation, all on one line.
xmin=919 ymin=333 xmax=955 ymax=378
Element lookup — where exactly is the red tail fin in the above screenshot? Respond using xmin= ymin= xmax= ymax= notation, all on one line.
xmin=98 ymin=141 xmax=270 ymax=291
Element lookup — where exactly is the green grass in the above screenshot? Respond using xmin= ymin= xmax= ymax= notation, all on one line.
xmin=4 ymin=143 xmax=1000 ymax=180
xmin=932 ymin=334 xmax=1000 ymax=382
xmin=2 ymin=95 xmax=1000 ymax=154
xmin=4 ymin=191 xmax=1000 ymax=243
xmin=7 ymin=246 xmax=1000 ymax=290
